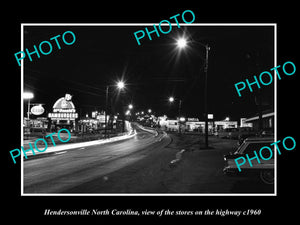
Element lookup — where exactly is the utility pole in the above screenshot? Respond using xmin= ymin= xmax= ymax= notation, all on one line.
xmin=174 ymin=37 xmax=211 ymax=148
xmin=104 ymin=86 xmax=109 ymax=138
xmin=178 ymin=99 xmax=182 ymax=134
xmin=204 ymin=44 xmax=210 ymax=148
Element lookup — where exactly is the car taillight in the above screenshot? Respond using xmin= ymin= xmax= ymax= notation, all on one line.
xmin=223 ymin=156 xmax=228 ymax=165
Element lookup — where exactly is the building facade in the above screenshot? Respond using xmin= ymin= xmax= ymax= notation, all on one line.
xmin=48 ymin=93 xmax=78 ymax=131
xmin=244 ymin=110 xmax=274 ymax=131
xmin=157 ymin=116 xmax=238 ymax=134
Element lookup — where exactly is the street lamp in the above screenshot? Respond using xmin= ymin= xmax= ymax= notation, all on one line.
xmin=23 ymin=92 xmax=34 ymax=99
xmin=179 ymin=117 xmax=186 ymax=122
xmin=175 ymin=36 xmax=210 ymax=148
xmin=168 ymin=96 xmax=183 ymax=133
xmin=128 ymin=104 xmax=133 ymax=109
xmin=23 ymin=92 xmax=34 ymax=121
xmin=176 ymin=38 xmax=187 ymax=49
xmin=105 ymin=80 xmax=125 ymax=138
xmin=169 ymin=96 xmax=182 ymax=117
xmin=117 ymin=81 xmax=125 ymax=90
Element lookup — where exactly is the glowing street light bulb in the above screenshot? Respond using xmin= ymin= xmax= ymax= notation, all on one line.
xmin=169 ymin=96 xmax=174 ymax=102
xmin=128 ymin=104 xmax=133 ymax=109
xmin=23 ymin=92 xmax=34 ymax=120
xmin=117 ymin=81 xmax=125 ymax=89
xmin=176 ymin=38 xmax=187 ymax=49
xmin=23 ymin=92 xmax=34 ymax=99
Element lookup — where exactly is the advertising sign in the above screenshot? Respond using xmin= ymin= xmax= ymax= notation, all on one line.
xmin=31 ymin=105 xmax=45 ymax=115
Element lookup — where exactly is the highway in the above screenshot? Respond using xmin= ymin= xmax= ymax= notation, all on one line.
xmin=23 ymin=124 xmax=170 ymax=194
xmin=23 ymin=125 xmax=273 ymax=194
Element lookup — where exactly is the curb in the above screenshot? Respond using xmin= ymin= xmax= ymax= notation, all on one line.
xmin=135 ymin=124 xmax=158 ymax=136
xmin=23 ymin=129 xmax=137 ymax=158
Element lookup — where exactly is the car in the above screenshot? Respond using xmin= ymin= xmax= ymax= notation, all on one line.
xmin=217 ymin=128 xmax=239 ymax=139
xmin=237 ymin=127 xmax=256 ymax=143
xmin=238 ymin=127 xmax=274 ymax=145
xmin=223 ymin=137 xmax=275 ymax=184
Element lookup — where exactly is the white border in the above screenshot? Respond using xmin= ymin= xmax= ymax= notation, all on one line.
xmin=21 ymin=23 xmax=277 ymax=196
xmin=274 ymin=23 xmax=278 ymax=195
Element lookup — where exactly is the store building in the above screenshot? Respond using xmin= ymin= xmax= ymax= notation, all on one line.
xmin=214 ymin=120 xmax=238 ymax=131
xmin=78 ymin=112 xmax=119 ymax=133
xmin=240 ymin=118 xmax=253 ymax=128
xmin=157 ymin=116 xmax=238 ymax=134
xmin=244 ymin=110 xmax=274 ymax=131
xmin=23 ymin=104 xmax=48 ymax=137
xmin=48 ymin=93 xmax=78 ymax=132
xmin=24 ymin=104 xmax=48 ymax=128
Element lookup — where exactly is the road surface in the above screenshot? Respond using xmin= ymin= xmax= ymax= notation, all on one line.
xmin=23 ymin=124 xmax=170 ymax=193
xmin=23 ymin=126 xmax=274 ymax=194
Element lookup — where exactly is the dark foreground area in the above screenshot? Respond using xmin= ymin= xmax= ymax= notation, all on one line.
xmin=24 ymin=126 xmax=274 ymax=194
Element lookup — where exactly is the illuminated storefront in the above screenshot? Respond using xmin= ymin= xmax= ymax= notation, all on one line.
xmin=157 ymin=116 xmax=238 ymax=134
xmin=244 ymin=110 xmax=274 ymax=131
xmin=48 ymin=93 xmax=78 ymax=131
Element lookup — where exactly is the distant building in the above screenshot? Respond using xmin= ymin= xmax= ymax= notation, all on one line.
xmin=157 ymin=115 xmax=168 ymax=129
xmin=48 ymin=93 xmax=78 ymax=131
xmin=186 ymin=118 xmax=202 ymax=132
xmin=240 ymin=118 xmax=253 ymax=128
xmin=214 ymin=120 xmax=238 ymax=131
xmin=244 ymin=109 xmax=274 ymax=131
xmin=78 ymin=117 xmax=100 ymax=132
xmin=157 ymin=116 xmax=238 ymax=134
xmin=166 ymin=119 xmax=179 ymax=132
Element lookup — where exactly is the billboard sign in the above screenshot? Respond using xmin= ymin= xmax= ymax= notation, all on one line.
xmin=31 ymin=105 xmax=45 ymax=116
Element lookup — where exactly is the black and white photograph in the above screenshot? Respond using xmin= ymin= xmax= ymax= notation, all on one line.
xmin=4 ymin=4 xmax=298 ymax=224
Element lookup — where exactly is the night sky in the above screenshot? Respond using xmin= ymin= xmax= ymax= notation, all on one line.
xmin=24 ymin=25 xmax=274 ymax=121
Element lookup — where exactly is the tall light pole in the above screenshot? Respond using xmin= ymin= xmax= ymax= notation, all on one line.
xmin=204 ymin=44 xmax=210 ymax=148
xmin=176 ymin=37 xmax=210 ymax=148
xmin=104 ymin=81 xmax=125 ymax=138
xmin=169 ymin=96 xmax=183 ymax=133
xmin=105 ymin=85 xmax=109 ymax=138
xmin=23 ymin=92 xmax=34 ymax=121
xmin=168 ymin=96 xmax=182 ymax=116
xmin=127 ymin=104 xmax=133 ymax=121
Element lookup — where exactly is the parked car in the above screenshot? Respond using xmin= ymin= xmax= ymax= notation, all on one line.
xmin=223 ymin=137 xmax=275 ymax=184
xmin=238 ymin=127 xmax=274 ymax=145
xmin=256 ymin=128 xmax=274 ymax=137
xmin=237 ymin=127 xmax=256 ymax=144
xmin=217 ymin=128 xmax=239 ymax=139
